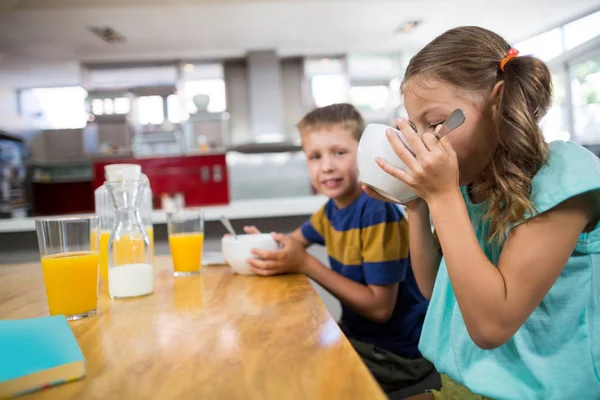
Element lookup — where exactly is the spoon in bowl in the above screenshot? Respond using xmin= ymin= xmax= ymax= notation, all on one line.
xmin=220 ymin=215 xmax=237 ymax=239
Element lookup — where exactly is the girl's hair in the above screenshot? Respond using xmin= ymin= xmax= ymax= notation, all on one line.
xmin=402 ymin=26 xmax=552 ymax=241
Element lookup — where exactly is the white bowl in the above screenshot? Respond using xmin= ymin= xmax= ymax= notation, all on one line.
xmin=357 ymin=123 xmax=418 ymax=204
xmin=221 ymin=234 xmax=279 ymax=275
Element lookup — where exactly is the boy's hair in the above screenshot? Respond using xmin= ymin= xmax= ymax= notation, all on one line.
xmin=402 ymin=26 xmax=552 ymax=242
xmin=296 ymin=103 xmax=365 ymax=141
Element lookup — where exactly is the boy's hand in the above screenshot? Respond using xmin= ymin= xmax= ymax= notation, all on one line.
xmin=243 ymin=226 xmax=261 ymax=234
xmin=247 ymin=233 xmax=309 ymax=276
xmin=223 ymin=225 xmax=261 ymax=239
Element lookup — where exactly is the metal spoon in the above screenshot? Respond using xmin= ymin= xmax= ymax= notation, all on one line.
xmin=395 ymin=108 xmax=466 ymax=155
xmin=435 ymin=109 xmax=466 ymax=138
xmin=220 ymin=215 xmax=237 ymax=239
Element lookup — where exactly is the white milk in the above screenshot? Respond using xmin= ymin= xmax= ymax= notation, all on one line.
xmin=109 ymin=263 xmax=154 ymax=298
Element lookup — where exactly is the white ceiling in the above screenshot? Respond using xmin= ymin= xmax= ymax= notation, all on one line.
xmin=0 ymin=0 xmax=599 ymax=84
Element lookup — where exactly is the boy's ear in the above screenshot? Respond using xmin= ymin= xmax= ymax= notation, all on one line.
xmin=489 ymin=81 xmax=504 ymax=120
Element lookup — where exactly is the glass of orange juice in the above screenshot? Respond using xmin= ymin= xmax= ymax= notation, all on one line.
xmin=168 ymin=211 xmax=204 ymax=276
xmin=35 ymin=216 xmax=99 ymax=320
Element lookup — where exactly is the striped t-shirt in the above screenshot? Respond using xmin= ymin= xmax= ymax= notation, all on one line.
xmin=301 ymin=192 xmax=428 ymax=357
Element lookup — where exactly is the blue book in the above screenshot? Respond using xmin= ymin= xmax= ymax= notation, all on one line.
xmin=0 ymin=316 xmax=86 ymax=398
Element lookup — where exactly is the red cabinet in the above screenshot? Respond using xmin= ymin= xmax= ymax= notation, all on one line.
xmin=92 ymin=153 xmax=230 ymax=208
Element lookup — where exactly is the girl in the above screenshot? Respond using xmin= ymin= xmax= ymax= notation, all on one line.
xmin=364 ymin=26 xmax=600 ymax=399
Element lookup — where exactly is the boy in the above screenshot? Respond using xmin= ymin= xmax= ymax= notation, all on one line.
xmin=245 ymin=103 xmax=432 ymax=393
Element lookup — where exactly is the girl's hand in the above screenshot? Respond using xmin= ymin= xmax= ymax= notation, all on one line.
xmin=376 ymin=118 xmax=460 ymax=205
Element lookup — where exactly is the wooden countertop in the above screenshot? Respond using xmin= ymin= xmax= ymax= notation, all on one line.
xmin=0 ymin=256 xmax=385 ymax=399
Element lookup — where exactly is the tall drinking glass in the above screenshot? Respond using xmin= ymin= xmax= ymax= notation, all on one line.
xmin=168 ymin=211 xmax=205 ymax=276
xmin=35 ymin=216 xmax=99 ymax=320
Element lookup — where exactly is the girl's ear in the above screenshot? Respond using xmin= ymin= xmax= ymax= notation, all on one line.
xmin=490 ymin=81 xmax=504 ymax=121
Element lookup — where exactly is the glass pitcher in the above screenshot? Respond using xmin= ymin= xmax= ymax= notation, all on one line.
xmin=106 ymin=178 xmax=154 ymax=299
xmin=95 ymin=164 xmax=154 ymax=287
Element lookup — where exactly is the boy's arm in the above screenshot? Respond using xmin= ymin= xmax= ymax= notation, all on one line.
xmin=303 ymin=256 xmax=399 ymax=323
xmin=249 ymin=205 xmax=405 ymax=323
xmin=289 ymin=228 xmax=310 ymax=248
xmin=249 ymin=235 xmax=398 ymax=324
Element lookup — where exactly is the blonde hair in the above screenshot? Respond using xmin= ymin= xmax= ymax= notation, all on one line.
xmin=402 ymin=26 xmax=552 ymax=241
xmin=297 ymin=103 xmax=365 ymax=141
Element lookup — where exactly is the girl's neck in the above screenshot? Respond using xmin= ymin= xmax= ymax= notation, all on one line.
xmin=469 ymin=177 xmax=489 ymax=204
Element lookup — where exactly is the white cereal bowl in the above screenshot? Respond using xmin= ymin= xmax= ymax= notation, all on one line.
xmin=357 ymin=123 xmax=418 ymax=204
xmin=221 ymin=234 xmax=279 ymax=275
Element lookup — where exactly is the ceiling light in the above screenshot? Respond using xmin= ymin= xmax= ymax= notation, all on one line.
xmin=396 ymin=20 xmax=422 ymax=34
xmin=184 ymin=63 xmax=195 ymax=73
xmin=89 ymin=27 xmax=126 ymax=44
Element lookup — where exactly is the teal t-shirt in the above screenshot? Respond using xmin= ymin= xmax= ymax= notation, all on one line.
xmin=419 ymin=141 xmax=600 ymax=399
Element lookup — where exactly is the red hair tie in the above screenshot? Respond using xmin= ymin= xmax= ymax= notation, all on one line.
xmin=500 ymin=48 xmax=519 ymax=72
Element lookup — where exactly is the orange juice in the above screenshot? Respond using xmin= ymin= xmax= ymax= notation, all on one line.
xmin=169 ymin=232 xmax=204 ymax=274
xmin=41 ymin=251 xmax=99 ymax=317
xmin=94 ymin=227 xmax=154 ymax=285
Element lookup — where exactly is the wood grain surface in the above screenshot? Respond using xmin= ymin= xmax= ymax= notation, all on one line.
xmin=0 ymin=256 xmax=385 ymax=399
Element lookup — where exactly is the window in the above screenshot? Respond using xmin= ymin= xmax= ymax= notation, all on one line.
xmin=137 ymin=95 xmax=164 ymax=125
xmin=184 ymin=80 xmax=227 ymax=114
xmin=514 ymin=28 xmax=563 ymax=61
xmin=571 ymin=54 xmax=600 ymax=144
xmin=114 ymin=98 xmax=130 ymax=114
xmin=167 ymin=94 xmax=182 ymax=123
xmin=19 ymin=87 xmax=88 ymax=129
xmin=305 ymin=58 xmax=349 ymax=107
xmin=311 ymin=75 xmax=349 ymax=107
xmin=90 ymin=97 xmax=130 ymax=116
xmin=180 ymin=63 xmax=227 ymax=115
xmin=541 ymin=72 xmax=570 ymax=142
xmin=564 ymin=11 xmax=600 ymax=50
xmin=350 ymin=85 xmax=390 ymax=111
xmin=515 ymin=9 xmax=600 ymax=144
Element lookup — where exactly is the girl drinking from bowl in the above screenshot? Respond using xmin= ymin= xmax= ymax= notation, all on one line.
xmin=364 ymin=26 xmax=600 ymax=399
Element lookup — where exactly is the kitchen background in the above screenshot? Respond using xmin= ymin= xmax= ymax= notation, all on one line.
xmin=0 ymin=0 xmax=599 ymax=219
xmin=1 ymin=0 xmax=599 ymax=321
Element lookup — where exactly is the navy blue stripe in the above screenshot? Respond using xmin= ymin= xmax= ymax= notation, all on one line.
xmin=301 ymin=220 xmax=324 ymax=245
xmin=329 ymin=256 xmax=364 ymax=282
xmin=363 ymin=259 xmax=408 ymax=285
xmin=324 ymin=193 xmax=405 ymax=232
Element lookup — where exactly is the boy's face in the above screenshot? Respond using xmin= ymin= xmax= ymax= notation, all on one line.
xmin=302 ymin=126 xmax=361 ymax=206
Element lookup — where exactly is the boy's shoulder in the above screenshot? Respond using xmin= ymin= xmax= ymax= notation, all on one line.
xmin=322 ymin=193 xmax=405 ymax=229
xmin=358 ymin=195 xmax=406 ymax=227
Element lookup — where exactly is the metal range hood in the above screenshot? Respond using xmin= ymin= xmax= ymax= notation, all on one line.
xmin=247 ymin=50 xmax=285 ymax=143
